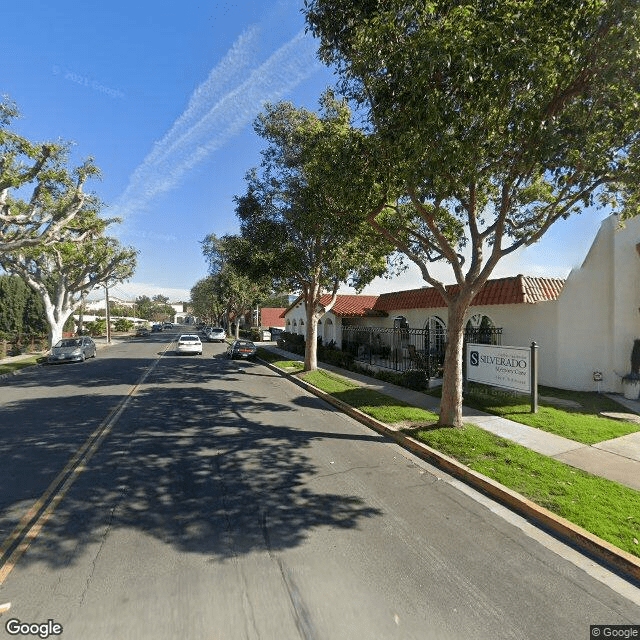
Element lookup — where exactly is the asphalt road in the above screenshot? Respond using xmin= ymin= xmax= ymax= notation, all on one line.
xmin=0 ymin=330 xmax=639 ymax=639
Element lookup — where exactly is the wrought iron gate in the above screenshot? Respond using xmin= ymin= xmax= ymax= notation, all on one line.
xmin=341 ymin=325 xmax=502 ymax=378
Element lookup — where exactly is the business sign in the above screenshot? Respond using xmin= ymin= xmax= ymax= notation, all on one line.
xmin=466 ymin=344 xmax=531 ymax=393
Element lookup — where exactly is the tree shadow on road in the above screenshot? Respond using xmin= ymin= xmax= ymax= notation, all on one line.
xmin=0 ymin=355 xmax=384 ymax=574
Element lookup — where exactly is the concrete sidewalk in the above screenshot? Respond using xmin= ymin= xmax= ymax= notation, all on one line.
xmin=263 ymin=345 xmax=640 ymax=492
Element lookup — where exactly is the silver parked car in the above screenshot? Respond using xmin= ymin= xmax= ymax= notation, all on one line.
xmin=48 ymin=337 xmax=97 ymax=363
xmin=205 ymin=327 xmax=226 ymax=342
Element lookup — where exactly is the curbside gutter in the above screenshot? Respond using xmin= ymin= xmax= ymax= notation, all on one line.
xmin=258 ymin=357 xmax=640 ymax=586
xmin=0 ymin=358 xmax=45 ymax=381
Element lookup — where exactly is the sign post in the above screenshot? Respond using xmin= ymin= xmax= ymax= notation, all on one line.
xmin=530 ymin=342 xmax=538 ymax=414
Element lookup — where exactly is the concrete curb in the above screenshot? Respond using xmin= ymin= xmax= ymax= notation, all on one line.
xmin=0 ymin=358 xmax=46 ymax=381
xmin=258 ymin=357 xmax=640 ymax=586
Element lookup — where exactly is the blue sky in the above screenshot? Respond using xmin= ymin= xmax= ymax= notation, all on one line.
xmin=3 ymin=0 xmax=611 ymax=303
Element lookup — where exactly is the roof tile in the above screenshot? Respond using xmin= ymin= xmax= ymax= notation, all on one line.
xmin=374 ymin=275 xmax=564 ymax=310
xmin=282 ymin=276 xmax=565 ymax=318
xmin=260 ymin=308 xmax=287 ymax=327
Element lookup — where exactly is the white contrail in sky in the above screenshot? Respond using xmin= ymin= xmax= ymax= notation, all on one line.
xmin=113 ymin=27 xmax=322 ymax=220
xmin=143 ymin=26 xmax=260 ymax=169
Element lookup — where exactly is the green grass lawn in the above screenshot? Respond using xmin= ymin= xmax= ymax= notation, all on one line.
xmin=414 ymin=424 xmax=640 ymax=557
xmin=256 ymin=348 xmax=304 ymax=372
xmin=429 ymin=383 xmax=639 ymax=444
xmin=295 ymin=368 xmax=640 ymax=557
xmin=302 ymin=369 xmax=440 ymax=425
xmin=0 ymin=355 xmax=44 ymax=376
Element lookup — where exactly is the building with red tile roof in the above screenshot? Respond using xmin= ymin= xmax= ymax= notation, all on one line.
xmin=282 ymin=294 xmax=384 ymax=319
xmin=260 ymin=308 xmax=287 ymax=329
xmin=283 ymin=277 xmax=565 ymax=358
xmin=372 ymin=275 xmax=565 ymax=312
xmin=281 ymin=214 xmax=640 ymax=393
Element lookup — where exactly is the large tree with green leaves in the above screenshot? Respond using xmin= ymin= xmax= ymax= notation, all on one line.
xmin=190 ymin=275 xmax=227 ymax=326
xmin=305 ymin=0 xmax=640 ymax=425
xmin=235 ymin=92 xmax=396 ymax=370
xmin=0 ymin=98 xmax=99 ymax=253
xmin=0 ymin=274 xmax=46 ymax=337
xmin=133 ymin=295 xmax=175 ymax=322
xmin=201 ymin=234 xmax=270 ymax=339
xmin=0 ymin=212 xmax=137 ymax=347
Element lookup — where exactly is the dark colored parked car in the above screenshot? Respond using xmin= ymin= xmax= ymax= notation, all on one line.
xmin=226 ymin=340 xmax=257 ymax=360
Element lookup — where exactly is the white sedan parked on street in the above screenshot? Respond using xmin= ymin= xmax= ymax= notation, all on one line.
xmin=176 ymin=334 xmax=202 ymax=355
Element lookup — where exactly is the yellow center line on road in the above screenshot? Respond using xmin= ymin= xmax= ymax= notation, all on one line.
xmin=0 ymin=343 xmax=172 ymax=586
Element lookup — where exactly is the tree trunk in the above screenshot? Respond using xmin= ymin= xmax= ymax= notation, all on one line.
xmin=438 ymin=300 xmax=469 ymax=427
xmin=304 ymin=304 xmax=319 ymax=371
xmin=48 ymin=316 xmax=69 ymax=349
xmin=43 ymin=297 xmax=75 ymax=349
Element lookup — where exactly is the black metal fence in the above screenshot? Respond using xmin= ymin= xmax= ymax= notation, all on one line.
xmin=341 ymin=325 xmax=502 ymax=378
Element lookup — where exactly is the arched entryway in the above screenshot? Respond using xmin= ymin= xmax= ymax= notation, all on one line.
xmin=425 ymin=315 xmax=447 ymax=354
xmin=323 ymin=317 xmax=334 ymax=344
xmin=465 ymin=313 xmax=499 ymax=344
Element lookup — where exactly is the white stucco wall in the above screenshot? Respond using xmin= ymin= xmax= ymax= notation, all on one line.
xmin=612 ymin=216 xmax=640 ymax=387
xmin=554 ymin=218 xmax=615 ymax=390
xmin=464 ymin=303 xmax=558 ymax=387
xmin=320 ymin=315 xmax=341 ymax=346
xmin=552 ymin=214 xmax=640 ymax=391
xmin=283 ymin=303 xmax=321 ymax=338
xmin=284 ymin=301 xmax=306 ymax=336
xmin=283 ymin=303 xmax=345 ymax=346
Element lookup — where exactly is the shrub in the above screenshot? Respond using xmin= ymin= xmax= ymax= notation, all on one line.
xmin=373 ymin=369 xmax=404 ymax=385
xmin=85 ymin=319 xmax=107 ymax=336
xmin=9 ymin=343 xmax=24 ymax=356
xmin=632 ymin=339 xmax=640 ymax=376
xmin=400 ymin=368 xmax=428 ymax=391
xmin=318 ymin=345 xmax=354 ymax=369
xmin=115 ymin=318 xmax=135 ymax=332
xmin=240 ymin=328 xmax=262 ymax=341
xmin=274 ymin=333 xmax=431 ymax=393
xmin=278 ymin=331 xmax=305 ymax=355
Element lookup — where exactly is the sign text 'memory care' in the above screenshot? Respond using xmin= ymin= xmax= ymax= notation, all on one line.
xmin=466 ymin=344 xmax=531 ymax=393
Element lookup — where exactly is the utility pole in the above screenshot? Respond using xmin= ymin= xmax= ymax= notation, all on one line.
xmin=105 ymin=285 xmax=111 ymax=344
